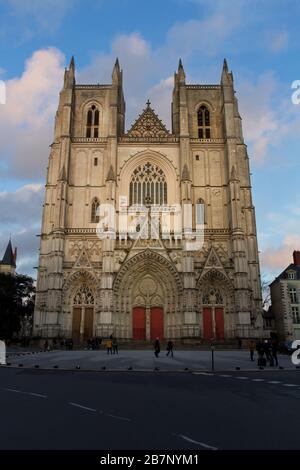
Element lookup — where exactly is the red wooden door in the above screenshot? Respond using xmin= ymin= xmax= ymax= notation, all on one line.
xmin=215 ymin=307 xmax=224 ymax=340
xmin=150 ymin=307 xmax=164 ymax=340
xmin=203 ymin=307 xmax=213 ymax=341
xmin=132 ymin=307 xmax=146 ymax=340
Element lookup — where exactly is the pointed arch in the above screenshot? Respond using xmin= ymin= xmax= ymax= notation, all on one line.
xmin=91 ymin=198 xmax=100 ymax=223
xmin=197 ymin=105 xmax=211 ymax=139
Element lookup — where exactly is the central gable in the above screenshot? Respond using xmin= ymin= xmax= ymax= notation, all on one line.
xmin=126 ymin=100 xmax=170 ymax=138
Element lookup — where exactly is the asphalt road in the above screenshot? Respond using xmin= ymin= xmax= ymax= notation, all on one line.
xmin=0 ymin=367 xmax=300 ymax=450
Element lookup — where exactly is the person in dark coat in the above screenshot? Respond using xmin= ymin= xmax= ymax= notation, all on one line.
xmin=154 ymin=338 xmax=160 ymax=358
xmin=271 ymin=339 xmax=279 ymax=366
xmin=112 ymin=338 xmax=118 ymax=354
xmin=166 ymin=340 xmax=174 ymax=358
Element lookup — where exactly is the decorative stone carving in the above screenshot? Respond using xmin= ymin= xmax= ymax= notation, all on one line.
xmin=73 ymin=285 xmax=94 ymax=305
xmin=126 ymin=101 xmax=170 ymax=138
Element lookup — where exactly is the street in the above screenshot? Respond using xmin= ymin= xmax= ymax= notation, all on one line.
xmin=1 ymin=366 xmax=300 ymax=450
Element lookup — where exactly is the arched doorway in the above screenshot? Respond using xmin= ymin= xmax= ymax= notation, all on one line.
xmin=198 ymin=269 xmax=234 ymax=341
xmin=114 ymin=250 xmax=183 ymax=341
xmin=72 ymin=285 xmax=95 ymax=343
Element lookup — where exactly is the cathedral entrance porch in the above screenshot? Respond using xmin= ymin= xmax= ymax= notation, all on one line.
xmin=132 ymin=306 xmax=164 ymax=341
xmin=72 ymin=306 xmax=94 ymax=343
xmin=202 ymin=307 xmax=225 ymax=341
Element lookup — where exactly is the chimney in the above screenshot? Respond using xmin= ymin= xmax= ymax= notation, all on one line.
xmin=293 ymin=250 xmax=300 ymax=266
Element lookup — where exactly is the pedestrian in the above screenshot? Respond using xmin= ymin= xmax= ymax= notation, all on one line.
xmin=249 ymin=340 xmax=255 ymax=362
xmin=256 ymin=340 xmax=265 ymax=367
xmin=106 ymin=338 xmax=113 ymax=355
xmin=166 ymin=340 xmax=174 ymax=358
xmin=112 ymin=337 xmax=118 ymax=354
xmin=154 ymin=337 xmax=160 ymax=358
xmin=271 ymin=339 xmax=279 ymax=366
xmin=44 ymin=340 xmax=49 ymax=352
xmin=263 ymin=339 xmax=271 ymax=363
xmin=238 ymin=338 xmax=242 ymax=349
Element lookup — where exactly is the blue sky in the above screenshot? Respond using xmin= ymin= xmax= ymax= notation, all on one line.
xmin=0 ymin=0 xmax=299 ymax=280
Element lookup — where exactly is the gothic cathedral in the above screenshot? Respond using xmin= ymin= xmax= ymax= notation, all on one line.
xmin=34 ymin=58 xmax=263 ymax=343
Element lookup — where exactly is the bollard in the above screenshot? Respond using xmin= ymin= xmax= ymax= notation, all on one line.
xmin=211 ymin=343 xmax=215 ymax=371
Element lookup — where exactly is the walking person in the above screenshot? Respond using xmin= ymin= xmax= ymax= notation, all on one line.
xmin=106 ymin=338 xmax=113 ymax=355
xmin=112 ymin=337 xmax=118 ymax=354
xmin=154 ymin=337 xmax=160 ymax=358
xmin=249 ymin=340 xmax=255 ymax=362
xmin=271 ymin=339 xmax=279 ymax=366
xmin=166 ymin=340 xmax=174 ymax=358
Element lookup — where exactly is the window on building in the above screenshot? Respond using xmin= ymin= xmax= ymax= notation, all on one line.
xmin=129 ymin=162 xmax=167 ymax=206
xmin=288 ymin=271 xmax=295 ymax=280
xmin=196 ymin=198 xmax=205 ymax=225
xmin=86 ymin=105 xmax=100 ymax=138
xmin=91 ymin=198 xmax=100 ymax=223
xmin=195 ymin=155 xmax=200 ymax=161
xmin=197 ymin=105 xmax=211 ymax=139
xmin=289 ymin=288 xmax=298 ymax=304
xmin=94 ymin=157 xmax=98 ymax=166
xmin=292 ymin=306 xmax=300 ymax=324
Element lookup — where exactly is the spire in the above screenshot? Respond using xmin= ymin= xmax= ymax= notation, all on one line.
xmin=221 ymin=57 xmax=233 ymax=85
xmin=178 ymin=58 xmax=185 ymax=83
xmin=106 ymin=165 xmax=116 ymax=181
xmin=181 ymin=163 xmax=191 ymax=181
xmin=112 ymin=57 xmax=121 ymax=85
xmin=69 ymin=55 xmax=75 ymax=71
xmin=1 ymin=239 xmax=16 ymax=267
xmin=64 ymin=55 xmax=75 ymax=88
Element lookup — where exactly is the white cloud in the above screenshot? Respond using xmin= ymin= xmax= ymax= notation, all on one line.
xmin=268 ymin=31 xmax=289 ymax=53
xmin=0 ymin=47 xmax=65 ymax=179
xmin=5 ymin=0 xmax=77 ymax=35
xmin=261 ymin=235 xmax=300 ymax=272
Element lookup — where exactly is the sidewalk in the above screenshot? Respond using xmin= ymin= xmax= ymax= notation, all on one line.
xmin=3 ymin=349 xmax=297 ymax=371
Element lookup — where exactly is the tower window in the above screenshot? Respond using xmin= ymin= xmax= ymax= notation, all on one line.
xmin=86 ymin=105 xmax=100 ymax=138
xmin=196 ymin=198 xmax=205 ymax=225
xmin=94 ymin=157 xmax=98 ymax=166
xmin=197 ymin=105 xmax=211 ymax=139
xmin=195 ymin=155 xmax=200 ymax=161
xmin=91 ymin=198 xmax=100 ymax=223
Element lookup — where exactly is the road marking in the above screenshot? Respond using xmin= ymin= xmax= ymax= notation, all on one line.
xmin=1 ymin=388 xmax=47 ymax=398
xmin=173 ymin=433 xmax=218 ymax=451
xmin=105 ymin=413 xmax=131 ymax=422
xmin=236 ymin=376 xmax=248 ymax=380
xmin=69 ymin=402 xmax=97 ymax=412
xmin=282 ymin=384 xmax=298 ymax=388
xmin=268 ymin=381 xmax=281 ymax=384
xmin=193 ymin=372 xmax=214 ymax=376
xmin=219 ymin=374 xmax=232 ymax=378
xmin=252 ymin=379 xmax=265 ymax=382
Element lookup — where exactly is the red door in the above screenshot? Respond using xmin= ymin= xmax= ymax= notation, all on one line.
xmin=150 ymin=307 xmax=164 ymax=341
xmin=215 ymin=308 xmax=225 ymax=340
xmin=132 ymin=307 xmax=146 ymax=340
xmin=203 ymin=307 xmax=213 ymax=341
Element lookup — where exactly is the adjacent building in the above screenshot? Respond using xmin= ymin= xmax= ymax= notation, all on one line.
xmin=33 ymin=58 xmax=263 ymax=343
xmin=0 ymin=240 xmax=17 ymax=276
xmin=270 ymin=251 xmax=300 ymax=340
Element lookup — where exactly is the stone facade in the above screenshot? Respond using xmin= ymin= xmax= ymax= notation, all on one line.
xmin=33 ymin=58 xmax=263 ymax=342
xmin=270 ymin=251 xmax=300 ymax=340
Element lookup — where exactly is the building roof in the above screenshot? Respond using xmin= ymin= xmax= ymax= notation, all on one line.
xmin=270 ymin=263 xmax=300 ymax=286
xmin=0 ymin=240 xmax=16 ymax=267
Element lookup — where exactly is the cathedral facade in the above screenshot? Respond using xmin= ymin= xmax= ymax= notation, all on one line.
xmin=33 ymin=57 xmax=263 ymax=343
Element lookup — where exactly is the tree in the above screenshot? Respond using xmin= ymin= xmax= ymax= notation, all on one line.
xmin=0 ymin=273 xmax=35 ymax=339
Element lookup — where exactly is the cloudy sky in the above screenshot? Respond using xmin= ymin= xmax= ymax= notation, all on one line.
xmin=0 ymin=0 xmax=299 ymax=280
